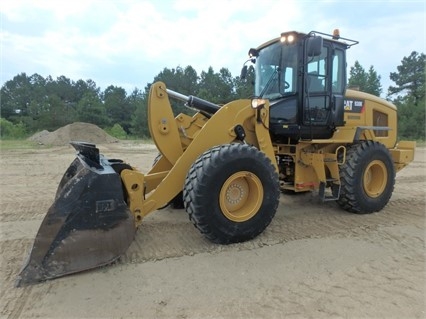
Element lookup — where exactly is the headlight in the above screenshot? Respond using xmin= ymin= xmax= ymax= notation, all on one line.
xmin=251 ymin=98 xmax=266 ymax=109
xmin=280 ymin=32 xmax=297 ymax=44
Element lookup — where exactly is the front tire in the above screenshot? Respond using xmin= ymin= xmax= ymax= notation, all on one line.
xmin=183 ymin=144 xmax=280 ymax=244
xmin=337 ymin=141 xmax=395 ymax=214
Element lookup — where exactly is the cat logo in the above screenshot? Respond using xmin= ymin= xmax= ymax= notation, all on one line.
xmin=344 ymin=99 xmax=364 ymax=113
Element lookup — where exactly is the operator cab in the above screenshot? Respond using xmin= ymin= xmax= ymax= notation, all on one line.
xmin=242 ymin=30 xmax=358 ymax=142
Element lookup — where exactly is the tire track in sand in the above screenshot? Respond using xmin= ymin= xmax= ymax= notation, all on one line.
xmin=120 ymin=193 xmax=425 ymax=265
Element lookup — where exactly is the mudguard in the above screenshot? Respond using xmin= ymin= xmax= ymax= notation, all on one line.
xmin=16 ymin=142 xmax=136 ymax=286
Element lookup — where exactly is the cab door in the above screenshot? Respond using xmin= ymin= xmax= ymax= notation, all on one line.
xmin=302 ymin=41 xmax=346 ymax=133
xmin=303 ymin=43 xmax=331 ymax=126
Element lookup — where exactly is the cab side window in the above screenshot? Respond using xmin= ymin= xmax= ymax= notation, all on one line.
xmin=332 ymin=49 xmax=345 ymax=94
xmin=307 ymin=46 xmax=328 ymax=92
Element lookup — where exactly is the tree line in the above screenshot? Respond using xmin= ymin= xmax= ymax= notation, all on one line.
xmin=0 ymin=66 xmax=252 ymax=139
xmin=1 ymin=51 xmax=424 ymax=140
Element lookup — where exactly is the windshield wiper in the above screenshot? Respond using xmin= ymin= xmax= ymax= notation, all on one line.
xmin=259 ymin=67 xmax=280 ymax=97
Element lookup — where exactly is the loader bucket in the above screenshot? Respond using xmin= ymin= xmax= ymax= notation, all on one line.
xmin=16 ymin=142 xmax=136 ymax=286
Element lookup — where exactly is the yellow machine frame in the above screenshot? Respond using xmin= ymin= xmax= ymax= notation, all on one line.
xmin=121 ymin=82 xmax=415 ymax=227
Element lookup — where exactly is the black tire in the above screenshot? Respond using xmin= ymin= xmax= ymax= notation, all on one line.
xmin=152 ymin=153 xmax=184 ymax=209
xmin=169 ymin=194 xmax=185 ymax=209
xmin=183 ymin=144 xmax=280 ymax=244
xmin=337 ymin=141 xmax=395 ymax=214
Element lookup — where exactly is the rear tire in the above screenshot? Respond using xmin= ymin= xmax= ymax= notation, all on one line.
xmin=183 ymin=144 xmax=280 ymax=244
xmin=337 ymin=141 xmax=395 ymax=214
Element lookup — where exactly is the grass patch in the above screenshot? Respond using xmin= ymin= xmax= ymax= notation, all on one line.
xmin=121 ymin=138 xmax=154 ymax=144
xmin=413 ymin=140 xmax=426 ymax=147
xmin=0 ymin=139 xmax=44 ymax=150
xmin=0 ymin=138 xmax=154 ymax=151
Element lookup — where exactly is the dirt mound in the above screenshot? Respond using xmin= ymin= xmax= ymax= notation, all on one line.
xmin=28 ymin=122 xmax=118 ymax=146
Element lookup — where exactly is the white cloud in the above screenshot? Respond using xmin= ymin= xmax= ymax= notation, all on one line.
xmin=1 ymin=0 xmax=95 ymax=22
xmin=1 ymin=0 xmax=424 ymax=93
xmin=340 ymin=8 xmax=425 ymax=92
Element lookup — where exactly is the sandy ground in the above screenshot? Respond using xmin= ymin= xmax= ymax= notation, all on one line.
xmin=0 ymin=142 xmax=425 ymax=319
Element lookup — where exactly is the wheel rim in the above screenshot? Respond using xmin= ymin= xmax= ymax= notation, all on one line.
xmin=363 ymin=160 xmax=388 ymax=198
xmin=219 ymin=171 xmax=263 ymax=222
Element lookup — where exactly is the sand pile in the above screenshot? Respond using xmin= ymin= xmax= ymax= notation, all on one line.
xmin=29 ymin=122 xmax=118 ymax=146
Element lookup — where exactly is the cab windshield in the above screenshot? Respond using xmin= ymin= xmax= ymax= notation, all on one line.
xmin=254 ymin=42 xmax=298 ymax=100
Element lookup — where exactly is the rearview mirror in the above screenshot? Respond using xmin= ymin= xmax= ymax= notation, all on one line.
xmin=306 ymin=36 xmax=323 ymax=57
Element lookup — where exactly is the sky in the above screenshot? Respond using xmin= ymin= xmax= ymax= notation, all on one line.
xmin=1 ymin=0 xmax=425 ymax=96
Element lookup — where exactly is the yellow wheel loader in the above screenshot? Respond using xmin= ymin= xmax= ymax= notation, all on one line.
xmin=17 ymin=30 xmax=415 ymax=286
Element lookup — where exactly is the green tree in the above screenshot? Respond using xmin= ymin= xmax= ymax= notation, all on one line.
xmin=198 ymin=67 xmax=235 ymax=104
xmin=30 ymin=93 xmax=72 ymax=131
xmin=0 ymin=118 xmax=27 ymax=139
xmin=387 ymin=52 xmax=425 ymax=140
xmin=234 ymin=65 xmax=255 ymax=99
xmin=153 ymin=66 xmax=199 ymax=95
xmin=394 ymin=95 xmax=425 ymax=140
xmin=388 ymin=51 xmax=425 ymax=106
xmin=151 ymin=66 xmax=200 ymax=115
xmin=24 ymin=75 xmax=77 ymax=131
xmin=0 ymin=73 xmax=32 ymax=119
xmin=348 ymin=61 xmax=382 ymax=96
xmin=182 ymin=65 xmax=199 ymax=95
xmin=21 ymin=74 xmax=52 ymax=131
xmin=2 ymin=65 xmax=252 ymax=138
xmin=107 ymin=123 xmax=127 ymax=139
xmin=47 ymin=75 xmax=76 ymax=103
xmin=74 ymin=79 xmax=94 ymax=101
xmin=103 ymin=85 xmax=134 ymax=132
xmin=129 ymin=88 xmax=149 ymax=137
xmin=76 ymin=91 xmax=108 ymax=126
xmin=366 ymin=66 xmax=382 ymax=96
xmin=130 ymin=65 xmax=201 ymax=137
xmin=1 ymin=73 xmax=82 ymax=132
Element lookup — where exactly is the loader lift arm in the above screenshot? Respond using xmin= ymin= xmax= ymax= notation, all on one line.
xmin=121 ymin=81 xmax=278 ymax=225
